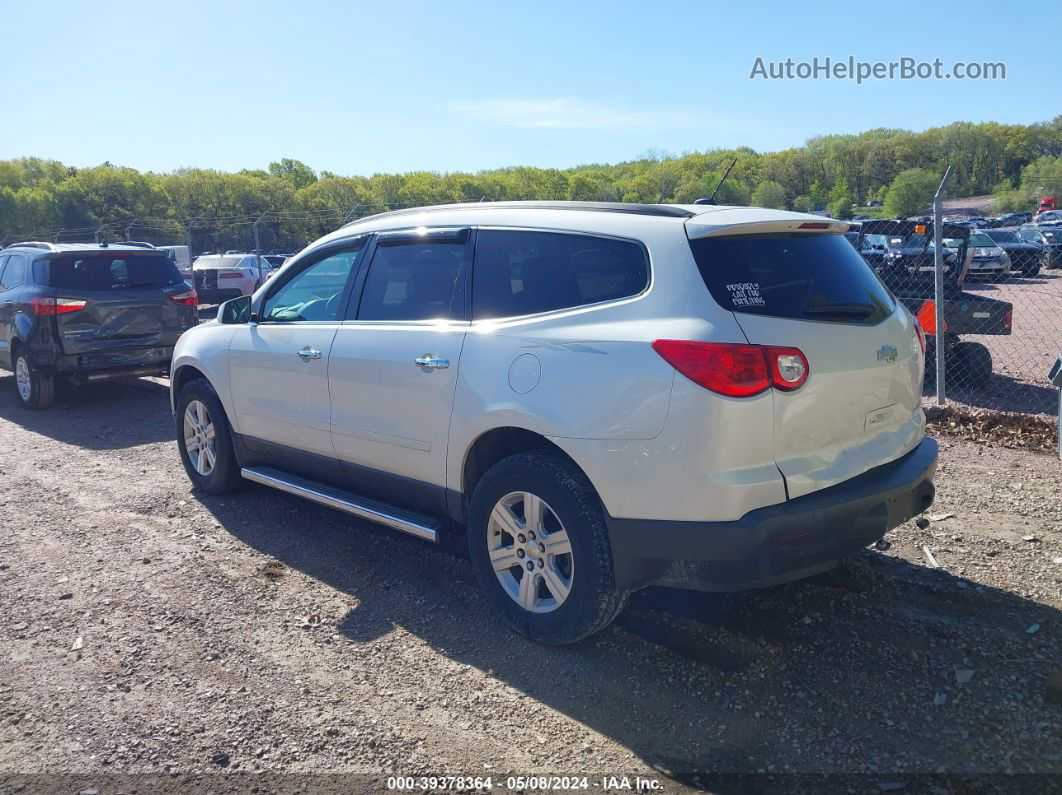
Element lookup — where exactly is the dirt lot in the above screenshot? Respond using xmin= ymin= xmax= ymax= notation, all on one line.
xmin=1 ymin=376 xmax=1061 ymax=793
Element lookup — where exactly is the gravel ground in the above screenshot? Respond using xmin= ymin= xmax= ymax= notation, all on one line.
xmin=0 ymin=376 xmax=1060 ymax=793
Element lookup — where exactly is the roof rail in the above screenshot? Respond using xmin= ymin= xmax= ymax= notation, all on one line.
xmin=5 ymin=241 xmax=59 ymax=252
xmin=342 ymin=200 xmax=695 ymax=228
xmin=115 ymin=240 xmax=156 ymax=248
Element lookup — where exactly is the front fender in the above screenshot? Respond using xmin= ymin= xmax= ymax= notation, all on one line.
xmin=170 ymin=324 xmax=239 ymax=430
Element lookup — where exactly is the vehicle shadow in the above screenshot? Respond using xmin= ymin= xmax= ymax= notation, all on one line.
xmin=0 ymin=373 xmax=174 ymax=450
xmin=200 ymin=485 xmax=1062 ymax=780
xmin=924 ymin=374 xmax=1058 ymax=415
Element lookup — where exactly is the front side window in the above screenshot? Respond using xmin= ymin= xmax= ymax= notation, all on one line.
xmin=357 ymin=240 xmax=468 ymax=321
xmin=472 ymin=230 xmax=648 ymax=320
xmin=262 ymin=242 xmax=365 ymax=322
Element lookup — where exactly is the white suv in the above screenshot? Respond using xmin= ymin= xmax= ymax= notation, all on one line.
xmin=170 ymin=202 xmax=938 ymax=644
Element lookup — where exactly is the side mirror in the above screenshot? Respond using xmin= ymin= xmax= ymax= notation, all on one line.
xmin=219 ymin=295 xmax=252 ymax=324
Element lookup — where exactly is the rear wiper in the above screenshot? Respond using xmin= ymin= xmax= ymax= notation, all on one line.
xmin=803 ymin=303 xmax=876 ymax=318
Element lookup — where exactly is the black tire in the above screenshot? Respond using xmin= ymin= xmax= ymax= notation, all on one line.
xmin=175 ymin=377 xmax=242 ymax=494
xmin=1022 ymin=260 xmax=1042 ymax=278
xmin=467 ymin=450 xmax=626 ymax=645
xmin=951 ymin=341 xmax=993 ymax=389
xmin=13 ymin=349 xmax=55 ymax=410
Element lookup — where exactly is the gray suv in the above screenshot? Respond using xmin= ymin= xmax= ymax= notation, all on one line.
xmin=0 ymin=241 xmax=199 ymax=408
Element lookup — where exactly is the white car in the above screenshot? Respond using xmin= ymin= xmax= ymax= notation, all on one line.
xmin=170 ymin=202 xmax=938 ymax=644
xmin=191 ymin=253 xmax=277 ymax=304
xmin=965 ymin=232 xmax=1011 ymax=279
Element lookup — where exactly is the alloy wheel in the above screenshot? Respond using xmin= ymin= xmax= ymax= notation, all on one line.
xmin=15 ymin=357 xmax=32 ymax=402
xmin=486 ymin=491 xmax=574 ymax=613
xmin=183 ymin=399 xmax=217 ymax=476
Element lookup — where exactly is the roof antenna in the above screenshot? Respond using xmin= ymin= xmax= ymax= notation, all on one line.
xmin=694 ymin=158 xmax=736 ymax=206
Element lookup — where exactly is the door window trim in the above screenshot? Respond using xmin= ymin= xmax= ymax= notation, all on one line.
xmin=253 ymin=235 xmax=370 ymax=324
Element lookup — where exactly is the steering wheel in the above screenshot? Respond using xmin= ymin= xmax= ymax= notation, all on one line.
xmin=324 ymin=291 xmax=343 ymax=319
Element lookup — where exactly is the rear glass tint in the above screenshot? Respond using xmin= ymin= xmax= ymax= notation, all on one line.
xmin=690 ymin=234 xmax=894 ymax=325
xmin=36 ymin=254 xmax=184 ymax=290
xmin=473 ymin=230 xmax=648 ymax=320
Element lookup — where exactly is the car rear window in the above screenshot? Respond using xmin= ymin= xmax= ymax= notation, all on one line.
xmin=193 ymin=255 xmax=245 ymax=270
xmin=36 ymin=253 xmax=184 ymax=290
xmin=690 ymin=233 xmax=894 ymax=325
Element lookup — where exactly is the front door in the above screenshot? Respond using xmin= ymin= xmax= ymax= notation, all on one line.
xmin=328 ymin=229 xmax=471 ymax=507
xmin=228 ymin=239 xmax=367 ymax=459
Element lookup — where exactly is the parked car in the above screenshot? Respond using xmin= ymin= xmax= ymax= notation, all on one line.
xmin=261 ymin=254 xmax=288 ymax=269
xmin=191 ymin=254 xmax=276 ymax=304
xmin=157 ymin=244 xmax=193 ymax=280
xmin=982 ymin=228 xmax=1043 ymax=277
xmin=170 ymin=201 xmax=938 ymax=644
xmin=962 ymin=231 xmax=1011 ymax=279
xmin=0 ymin=241 xmax=198 ymax=409
xmin=1018 ymin=224 xmax=1062 ymax=269
xmin=1034 ymin=209 xmax=1062 ymax=224
xmin=989 ymin=212 xmax=1032 ymax=228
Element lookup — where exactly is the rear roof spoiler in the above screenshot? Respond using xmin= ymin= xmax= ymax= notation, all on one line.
xmin=686 ymin=209 xmax=849 ymax=239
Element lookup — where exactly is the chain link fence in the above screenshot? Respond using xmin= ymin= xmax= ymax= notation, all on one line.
xmin=849 ymin=210 xmax=1062 ymax=421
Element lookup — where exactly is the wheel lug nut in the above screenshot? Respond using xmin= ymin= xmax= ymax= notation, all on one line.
xmin=525 ymin=561 xmax=534 ymax=571
xmin=528 ymin=531 xmax=536 ymax=540
xmin=537 ymin=559 xmax=544 ymax=568
xmin=538 ymin=543 xmax=545 ymax=553
xmin=516 ymin=549 xmax=525 ymax=558
xmin=517 ymin=534 xmax=526 ymax=543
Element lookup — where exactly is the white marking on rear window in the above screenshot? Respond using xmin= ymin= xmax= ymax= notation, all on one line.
xmin=725 ymin=282 xmax=765 ymax=307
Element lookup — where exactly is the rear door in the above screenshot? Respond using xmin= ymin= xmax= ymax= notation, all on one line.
xmin=689 ymin=230 xmax=924 ymax=498
xmin=37 ymin=252 xmax=192 ymax=355
xmin=327 ymin=229 xmax=471 ymax=507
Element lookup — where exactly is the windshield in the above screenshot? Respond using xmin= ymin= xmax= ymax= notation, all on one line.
xmin=690 ymin=233 xmax=894 ymax=325
xmin=970 ymin=233 xmax=994 ymax=247
xmin=35 ymin=253 xmax=183 ymax=290
xmin=986 ymin=230 xmax=1019 ymax=244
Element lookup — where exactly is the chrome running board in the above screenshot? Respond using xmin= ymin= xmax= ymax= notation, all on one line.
xmin=241 ymin=466 xmax=440 ymax=542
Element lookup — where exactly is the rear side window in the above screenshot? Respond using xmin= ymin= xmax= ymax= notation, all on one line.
xmin=690 ymin=234 xmax=895 ymax=325
xmin=473 ymin=230 xmax=648 ymax=320
xmin=35 ymin=254 xmax=184 ymax=290
xmin=0 ymin=254 xmax=26 ymax=289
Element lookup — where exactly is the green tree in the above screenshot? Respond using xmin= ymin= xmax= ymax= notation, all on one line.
xmin=268 ymin=158 xmax=318 ymax=190
xmin=884 ymin=168 xmax=939 ymax=218
xmin=751 ymin=180 xmax=786 ymax=209
xmin=827 ymin=177 xmax=854 ymax=219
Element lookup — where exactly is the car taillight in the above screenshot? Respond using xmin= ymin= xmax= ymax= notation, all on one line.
xmin=916 ymin=300 xmax=947 ymax=335
xmin=765 ymin=346 xmax=809 ymax=391
xmin=651 ymin=340 xmax=809 ymax=397
xmin=219 ymin=271 xmax=244 ymax=279
xmin=31 ymin=297 xmax=87 ymax=316
xmin=170 ymin=288 xmax=198 ymax=307
xmin=913 ymin=317 xmax=927 ymax=355
xmin=1004 ymin=307 xmax=1013 ymax=332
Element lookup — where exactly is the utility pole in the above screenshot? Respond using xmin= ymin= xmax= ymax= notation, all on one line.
xmin=253 ymin=212 xmax=267 ymax=285
xmin=124 ymin=218 xmax=138 ymax=240
xmin=95 ymin=223 xmax=107 ymax=244
xmin=932 ymin=165 xmax=953 ymax=407
xmin=185 ymin=217 xmax=197 ymax=257
xmin=342 ymin=204 xmax=362 ymax=225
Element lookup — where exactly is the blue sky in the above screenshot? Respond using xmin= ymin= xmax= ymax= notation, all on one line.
xmin=0 ymin=0 xmax=1057 ymax=176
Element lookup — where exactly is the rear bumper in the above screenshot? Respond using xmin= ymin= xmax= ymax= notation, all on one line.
xmin=195 ymin=288 xmax=245 ymax=304
xmin=606 ymin=437 xmax=938 ymax=592
xmin=49 ymin=346 xmax=175 ymax=378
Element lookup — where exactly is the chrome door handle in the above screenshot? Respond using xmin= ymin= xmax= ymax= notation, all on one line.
xmin=414 ymin=354 xmax=449 ymax=370
xmin=296 ymin=347 xmax=322 ymax=361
